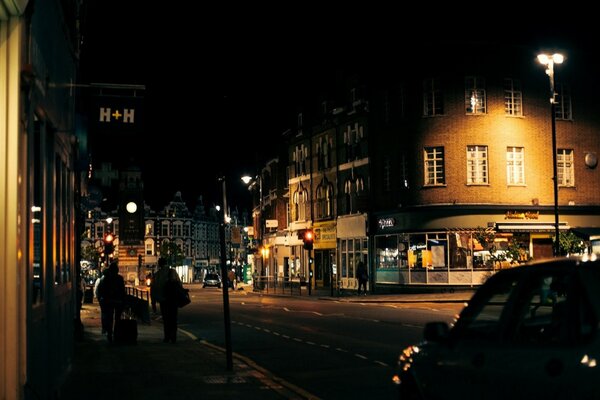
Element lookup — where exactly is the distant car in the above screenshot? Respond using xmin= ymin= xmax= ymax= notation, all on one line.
xmin=203 ymin=273 xmax=222 ymax=288
xmin=393 ymin=255 xmax=600 ymax=400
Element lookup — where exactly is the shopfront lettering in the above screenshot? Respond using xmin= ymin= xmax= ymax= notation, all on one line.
xmin=504 ymin=211 xmax=539 ymax=220
xmin=378 ymin=218 xmax=396 ymax=229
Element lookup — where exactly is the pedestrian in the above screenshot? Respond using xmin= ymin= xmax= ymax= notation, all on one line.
xmin=94 ymin=268 xmax=109 ymax=334
xmin=356 ymin=257 xmax=368 ymax=296
xmin=96 ymin=262 xmax=126 ymax=342
xmin=151 ymin=257 xmax=181 ymax=343
xmin=227 ymin=268 xmax=236 ymax=290
xmin=252 ymin=269 xmax=259 ymax=290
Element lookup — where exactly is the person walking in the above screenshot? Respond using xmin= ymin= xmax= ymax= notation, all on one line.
xmin=96 ymin=262 xmax=126 ymax=342
xmin=94 ymin=268 xmax=109 ymax=334
xmin=151 ymin=257 xmax=181 ymax=343
xmin=356 ymin=257 xmax=369 ymax=296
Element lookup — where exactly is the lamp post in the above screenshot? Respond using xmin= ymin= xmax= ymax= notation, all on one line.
xmin=217 ymin=176 xmax=233 ymax=370
xmin=241 ymin=174 xmax=264 ymax=278
xmin=538 ymin=53 xmax=564 ymax=257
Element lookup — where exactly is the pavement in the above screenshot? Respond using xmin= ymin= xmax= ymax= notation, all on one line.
xmin=57 ymin=285 xmax=475 ymax=400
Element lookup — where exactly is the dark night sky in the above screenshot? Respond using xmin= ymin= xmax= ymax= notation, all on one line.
xmin=80 ymin=2 xmax=593 ymax=212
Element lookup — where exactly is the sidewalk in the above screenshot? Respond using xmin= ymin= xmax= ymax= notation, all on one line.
xmin=58 ymin=288 xmax=474 ymax=400
xmin=58 ymin=299 xmax=316 ymax=400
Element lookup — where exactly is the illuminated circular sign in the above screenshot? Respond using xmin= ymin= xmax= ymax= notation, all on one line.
xmin=126 ymin=201 xmax=138 ymax=213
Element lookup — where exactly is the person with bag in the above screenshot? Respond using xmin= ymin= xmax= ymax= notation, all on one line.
xmin=356 ymin=256 xmax=369 ymax=296
xmin=96 ymin=262 xmax=126 ymax=342
xmin=151 ymin=257 xmax=182 ymax=343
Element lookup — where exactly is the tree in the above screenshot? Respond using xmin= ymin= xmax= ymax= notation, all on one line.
xmin=556 ymin=231 xmax=586 ymax=256
xmin=160 ymin=241 xmax=185 ymax=267
xmin=81 ymin=244 xmax=101 ymax=267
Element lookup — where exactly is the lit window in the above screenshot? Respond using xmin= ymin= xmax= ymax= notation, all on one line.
xmin=467 ymin=145 xmax=488 ymax=184
xmin=424 ymin=147 xmax=445 ymax=186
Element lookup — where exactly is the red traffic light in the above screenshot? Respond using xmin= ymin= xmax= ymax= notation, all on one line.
xmin=104 ymin=233 xmax=114 ymax=243
xmin=303 ymin=229 xmax=314 ymax=250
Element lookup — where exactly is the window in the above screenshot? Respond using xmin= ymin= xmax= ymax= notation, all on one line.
xmin=467 ymin=145 xmax=488 ymax=184
xmin=424 ymin=146 xmax=445 ymax=186
xmin=465 ymin=76 xmax=486 ymax=114
xmin=383 ymin=156 xmax=391 ymax=192
xmin=293 ymin=187 xmax=308 ymax=221
xmin=423 ymin=78 xmax=443 ymax=116
xmin=557 ymin=148 xmax=574 ymax=187
xmin=316 ymin=135 xmax=331 ymax=171
xmin=456 ymin=273 xmax=518 ymax=341
xmin=507 ymin=147 xmax=525 ymax=185
xmin=555 ymin=83 xmax=572 ymax=120
xmin=504 ymin=78 xmax=523 ymax=116
xmin=316 ymin=180 xmax=334 ymax=219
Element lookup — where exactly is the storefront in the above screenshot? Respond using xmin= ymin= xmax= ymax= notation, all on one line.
xmin=373 ymin=206 xmax=600 ymax=288
xmin=337 ymin=214 xmax=368 ymax=290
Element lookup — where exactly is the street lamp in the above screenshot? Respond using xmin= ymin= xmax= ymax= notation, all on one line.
xmin=538 ymin=53 xmax=564 ymax=256
xmin=241 ymin=174 xmax=264 ymax=276
xmin=217 ymin=176 xmax=233 ymax=370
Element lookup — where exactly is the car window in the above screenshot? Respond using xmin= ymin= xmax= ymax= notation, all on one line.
xmin=453 ymin=272 xmax=519 ymax=342
xmin=510 ymin=269 xmax=596 ymax=346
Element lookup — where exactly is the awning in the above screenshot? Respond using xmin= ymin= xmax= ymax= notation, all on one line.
xmin=496 ymin=222 xmax=570 ymax=232
xmin=570 ymin=228 xmax=600 ymax=241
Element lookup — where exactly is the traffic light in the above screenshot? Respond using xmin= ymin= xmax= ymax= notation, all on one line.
xmin=303 ymin=229 xmax=314 ymax=250
xmin=104 ymin=233 xmax=115 ymax=255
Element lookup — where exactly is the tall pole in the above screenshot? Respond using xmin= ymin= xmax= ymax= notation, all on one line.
xmin=259 ymin=174 xmax=264 ymax=278
xmin=218 ymin=176 xmax=233 ymax=370
xmin=538 ymin=53 xmax=563 ymax=257
xmin=550 ymin=90 xmax=560 ymax=256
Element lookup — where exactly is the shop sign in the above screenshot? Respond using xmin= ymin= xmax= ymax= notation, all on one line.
xmin=378 ymin=217 xmax=396 ymax=229
xmin=504 ymin=211 xmax=539 ymax=220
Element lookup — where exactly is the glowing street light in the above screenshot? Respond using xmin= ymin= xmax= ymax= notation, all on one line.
xmin=538 ymin=52 xmax=564 ymax=256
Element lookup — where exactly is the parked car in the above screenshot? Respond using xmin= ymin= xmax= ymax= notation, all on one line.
xmin=393 ymin=254 xmax=600 ymax=400
xmin=203 ymin=273 xmax=222 ymax=288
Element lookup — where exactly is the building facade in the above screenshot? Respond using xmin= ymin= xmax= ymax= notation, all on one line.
xmin=370 ymin=43 xmax=600 ymax=287
xmin=1 ymin=1 xmax=82 ymax=398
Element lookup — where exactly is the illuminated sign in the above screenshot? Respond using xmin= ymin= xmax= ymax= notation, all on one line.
xmin=504 ymin=211 xmax=539 ymax=220
xmin=378 ymin=217 xmax=396 ymax=229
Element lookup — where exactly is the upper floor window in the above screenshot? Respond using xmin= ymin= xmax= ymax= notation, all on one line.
xmin=555 ymin=83 xmax=572 ymax=120
xmin=293 ymin=187 xmax=308 ymax=221
xmin=423 ymin=78 xmax=443 ymax=116
xmin=344 ymin=177 xmax=364 ymax=214
xmin=343 ymin=123 xmax=364 ymax=162
xmin=383 ymin=156 xmax=391 ymax=192
xmin=424 ymin=146 xmax=445 ymax=186
xmin=465 ymin=76 xmax=486 ymax=114
xmin=316 ymin=180 xmax=334 ymax=219
xmin=507 ymin=146 xmax=525 ymax=185
xmin=557 ymin=148 xmax=575 ymax=187
xmin=467 ymin=145 xmax=488 ymax=185
xmin=145 ymin=223 xmax=153 ymax=235
xmin=504 ymin=78 xmax=523 ymax=116
xmin=317 ymin=135 xmax=332 ymax=171
xmin=293 ymin=144 xmax=309 ymax=176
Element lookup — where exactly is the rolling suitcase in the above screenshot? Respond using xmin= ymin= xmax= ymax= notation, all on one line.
xmin=114 ymin=309 xmax=138 ymax=344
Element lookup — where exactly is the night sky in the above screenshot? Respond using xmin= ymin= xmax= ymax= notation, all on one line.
xmin=80 ymin=2 xmax=592 ymax=212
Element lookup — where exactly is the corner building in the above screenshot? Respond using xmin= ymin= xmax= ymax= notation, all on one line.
xmin=371 ymin=42 xmax=600 ymax=287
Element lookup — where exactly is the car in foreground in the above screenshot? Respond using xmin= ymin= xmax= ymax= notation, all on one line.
xmin=393 ymin=254 xmax=600 ymax=400
xmin=202 ymin=273 xmax=222 ymax=288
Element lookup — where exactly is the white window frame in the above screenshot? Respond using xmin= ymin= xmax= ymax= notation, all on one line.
xmin=506 ymin=146 xmax=525 ymax=185
xmin=465 ymin=76 xmax=486 ymax=114
xmin=423 ymin=78 xmax=443 ymax=116
xmin=467 ymin=145 xmax=488 ymax=185
xmin=555 ymin=83 xmax=572 ymax=120
xmin=557 ymin=148 xmax=575 ymax=187
xmin=504 ymin=78 xmax=523 ymax=116
xmin=424 ymin=146 xmax=445 ymax=186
